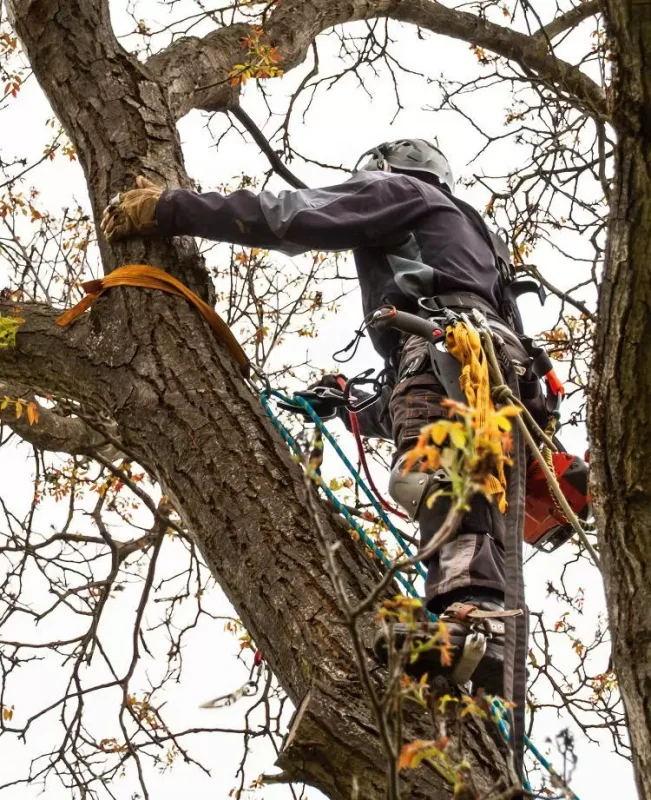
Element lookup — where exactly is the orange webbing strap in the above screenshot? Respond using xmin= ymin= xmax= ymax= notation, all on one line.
xmin=445 ymin=320 xmax=491 ymax=429
xmin=445 ymin=320 xmax=508 ymax=512
xmin=56 ymin=265 xmax=250 ymax=377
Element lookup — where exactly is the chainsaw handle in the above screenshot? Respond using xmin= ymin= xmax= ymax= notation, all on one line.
xmin=545 ymin=368 xmax=565 ymax=397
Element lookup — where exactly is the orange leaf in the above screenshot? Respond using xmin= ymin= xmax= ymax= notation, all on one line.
xmin=27 ymin=402 xmax=39 ymax=426
xmin=399 ymin=740 xmax=429 ymax=770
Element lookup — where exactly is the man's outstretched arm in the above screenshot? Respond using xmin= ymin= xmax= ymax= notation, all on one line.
xmin=102 ymin=172 xmax=429 ymax=254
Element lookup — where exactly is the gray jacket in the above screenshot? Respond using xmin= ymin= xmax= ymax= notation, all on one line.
xmin=156 ymin=171 xmax=502 ymax=363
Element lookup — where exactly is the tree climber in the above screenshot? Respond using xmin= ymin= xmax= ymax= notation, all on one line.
xmin=101 ymin=140 xmax=553 ymax=695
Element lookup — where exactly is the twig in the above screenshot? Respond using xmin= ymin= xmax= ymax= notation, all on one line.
xmin=229 ymin=106 xmax=308 ymax=189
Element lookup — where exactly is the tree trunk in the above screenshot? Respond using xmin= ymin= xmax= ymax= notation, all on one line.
xmin=5 ymin=0 xmax=509 ymax=796
xmin=590 ymin=3 xmax=651 ymax=799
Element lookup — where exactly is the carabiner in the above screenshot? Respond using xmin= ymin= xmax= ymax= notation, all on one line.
xmin=200 ymin=680 xmax=257 ymax=709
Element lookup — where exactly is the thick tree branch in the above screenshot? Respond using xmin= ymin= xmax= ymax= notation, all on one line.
xmin=0 ymin=304 xmax=132 ymax=456
xmin=0 ymin=387 xmax=119 ymax=457
xmin=146 ymin=0 xmax=607 ymax=121
xmin=534 ymin=1 xmax=600 ymax=43
xmin=0 ymin=302 xmax=96 ymax=398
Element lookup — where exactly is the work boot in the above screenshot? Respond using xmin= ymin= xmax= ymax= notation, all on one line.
xmin=373 ymin=595 xmax=510 ymax=696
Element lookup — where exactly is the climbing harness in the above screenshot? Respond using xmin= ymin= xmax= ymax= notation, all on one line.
xmin=367 ymin=303 xmax=594 ymax=556
xmin=200 ymin=649 xmax=265 ymax=709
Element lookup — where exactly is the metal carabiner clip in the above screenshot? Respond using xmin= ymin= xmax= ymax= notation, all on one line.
xmin=200 ymin=681 xmax=256 ymax=709
xmin=343 ymin=369 xmax=384 ymax=413
xmin=200 ymin=653 xmax=265 ymax=709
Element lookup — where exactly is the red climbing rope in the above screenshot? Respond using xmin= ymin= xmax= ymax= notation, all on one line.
xmin=334 ymin=376 xmax=410 ymax=521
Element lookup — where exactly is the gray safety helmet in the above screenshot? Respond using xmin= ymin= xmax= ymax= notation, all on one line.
xmin=356 ymin=138 xmax=454 ymax=193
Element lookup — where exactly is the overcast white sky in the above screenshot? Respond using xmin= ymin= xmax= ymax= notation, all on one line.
xmin=0 ymin=1 xmax=636 ymax=798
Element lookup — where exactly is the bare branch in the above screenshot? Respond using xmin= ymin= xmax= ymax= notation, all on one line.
xmin=0 ymin=380 xmax=123 ymax=456
xmin=229 ymin=106 xmax=308 ymax=189
xmin=534 ymin=1 xmax=601 ymax=44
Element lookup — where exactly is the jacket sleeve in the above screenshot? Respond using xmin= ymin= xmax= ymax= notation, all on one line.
xmin=155 ymin=173 xmax=429 ymax=255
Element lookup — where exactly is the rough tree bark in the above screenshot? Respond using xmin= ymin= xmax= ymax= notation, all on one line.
xmin=2 ymin=0 xmax=617 ymax=797
xmin=590 ymin=4 xmax=651 ymax=800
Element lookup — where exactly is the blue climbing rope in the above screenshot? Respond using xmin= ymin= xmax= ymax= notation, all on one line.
xmin=260 ymin=388 xmax=581 ymax=800
xmin=260 ymin=390 xmax=420 ymax=597
xmin=272 ymin=391 xmax=426 ymax=575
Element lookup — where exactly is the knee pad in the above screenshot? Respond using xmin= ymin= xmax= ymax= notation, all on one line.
xmin=388 ymin=455 xmax=449 ymax=520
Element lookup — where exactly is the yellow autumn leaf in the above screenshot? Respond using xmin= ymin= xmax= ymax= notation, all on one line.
xmin=448 ymin=424 xmax=467 ymax=449
xmin=27 ymin=401 xmax=39 ymax=426
xmin=14 ymin=400 xmax=23 ymax=419
xmin=495 ymin=415 xmax=512 ymax=432
xmin=425 ymin=447 xmax=441 ymax=470
xmin=438 ymin=694 xmax=459 ymax=714
xmin=0 ymin=396 xmax=9 ymax=410
xmin=430 ymin=420 xmax=449 ymax=446
xmin=498 ymin=405 xmax=521 ymax=417
xmin=2 ymin=705 xmax=13 ymax=721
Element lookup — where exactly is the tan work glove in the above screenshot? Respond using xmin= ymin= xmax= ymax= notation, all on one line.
xmin=101 ymin=175 xmax=163 ymax=242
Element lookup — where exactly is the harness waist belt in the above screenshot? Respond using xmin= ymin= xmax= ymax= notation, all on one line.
xmin=420 ymin=293 xmax=521 ymax=348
